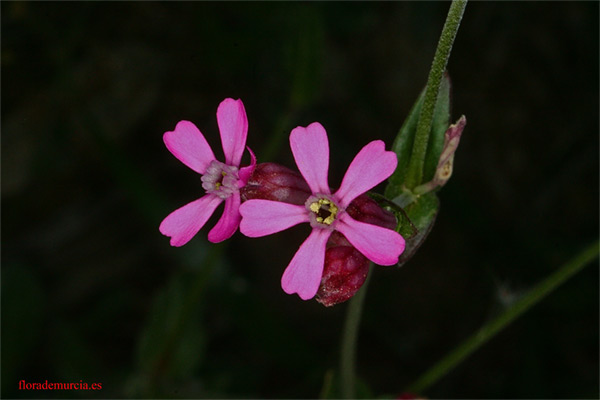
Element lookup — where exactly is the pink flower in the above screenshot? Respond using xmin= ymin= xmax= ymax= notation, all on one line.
xmin=160 ymin=98 xmax=255 ymax=247
xmin=239 ymin=122 xmax=405 ymax=300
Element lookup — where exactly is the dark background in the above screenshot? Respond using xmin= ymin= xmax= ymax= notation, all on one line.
xmin=2 ymin=2 xmax=598 ymax=398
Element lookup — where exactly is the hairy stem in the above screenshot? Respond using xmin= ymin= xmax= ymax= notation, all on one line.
xmin=405 ymin=0 xmax=467 ymax=189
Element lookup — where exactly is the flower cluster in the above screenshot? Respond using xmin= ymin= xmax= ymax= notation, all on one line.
xmin=160 ymin=98 xmax=406 ymax=305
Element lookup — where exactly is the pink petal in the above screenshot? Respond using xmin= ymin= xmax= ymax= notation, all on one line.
xmin=217 ymin=98 xmax=248 ymax=167
xmin=208 ymin=191 xmax=241 ymax=243
xmin=289 ymin=122 xmax=330 ymax=195
xmin=159 ymin=194 xmax=222 ymax=247
xmin=281 ymin=228 xmax=331 ymax=300
xmin=238 ymin=146 xmax=257 ymax=186
xmin=163 ymin=120 xmax=216 ymax=174
xmin=335 ymin=140 xmax=398 ymax=208
xmin=336 ymin=213 xmax=405 ymax=266
xmin=239 ymin=200 xmax=308 ymax=237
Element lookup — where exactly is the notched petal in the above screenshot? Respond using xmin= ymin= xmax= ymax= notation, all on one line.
xmin=281 ymin=229 xmax=331 ymax=300
xmin=208 ymin=192 xmax=242 ymax=243
xmin=159 ymin=195 xmax=222 ymax=247
xmin=336 ymin=140 xmax=397 ymax=207
xmin=217 ymin=98 xmax=248 ymax=167
xmin=163 ymin=120 xmax=216 ymax=174
xmin=336 ymin=213 xmax=405 ymax=266
xmin=239 ymin=200 xmax=308 ymax=237
xmin=289 ymin=122 xmax=330 ymax=195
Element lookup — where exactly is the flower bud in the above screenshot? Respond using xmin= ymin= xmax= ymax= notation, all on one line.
xmin=415 ymin=115 xmax=466 ymax=195
xmin=433 ymin=115 xmax=466 ymax=185
xmin=317 ymin=194 xmax=398 ymax=307
xmin=316 ymin=245 xmax=370 ymax=307
xmin=240 ymin=162 xmax=311 ymax=205
xmin=345 ymin=193 xmax=397 ymax=230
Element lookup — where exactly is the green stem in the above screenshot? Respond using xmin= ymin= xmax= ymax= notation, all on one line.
xmin=340 ymin=268 xmax=372 ymax=399
xmin=406 ymin=240 xmax=600 ymax=395
xmin=404 ymin=0 xmax=467 ymax=189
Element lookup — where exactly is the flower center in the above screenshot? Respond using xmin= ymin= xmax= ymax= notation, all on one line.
xmin=201 ymin=160 xmax=240 ymax=199
xmin=305 ymin=195 xmax=340 ymax=228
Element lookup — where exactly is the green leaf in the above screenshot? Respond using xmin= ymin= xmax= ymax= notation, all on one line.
xmin=395 ymin=206 xmax=419 ymax=241
xmin=398 ymin=192 xmax=440 ymax=266
xmin=385 ymin=74 xmax=452 ymax=198
xmin=422 ymin=73 xmax=451 ymax=183
xmin=385 ymin=90 xmax=425 ymax=199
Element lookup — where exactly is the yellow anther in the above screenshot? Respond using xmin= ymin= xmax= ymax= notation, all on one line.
xmin=308 ymin=198 xmax=339 ymax=225
xmin=309 ymin=202 xmax=320 ymax=213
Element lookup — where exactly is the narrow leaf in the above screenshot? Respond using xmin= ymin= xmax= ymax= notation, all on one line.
xmin=422 ymin=74 xmax=452 ymax=183
xmin=385 ymin=90 xmax=425 ymax=199
xmin=386 ymin=74 xmax=452 ymax=199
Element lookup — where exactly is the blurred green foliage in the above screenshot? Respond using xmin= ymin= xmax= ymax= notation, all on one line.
xmin=2 ymin=2 xmax=598 ymax=399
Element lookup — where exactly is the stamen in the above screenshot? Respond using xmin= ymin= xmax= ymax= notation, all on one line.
xmin=201 ymin=160 xmax=240 ymax=199
xmin=306 ymin=196 xmax=339 ymax=227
